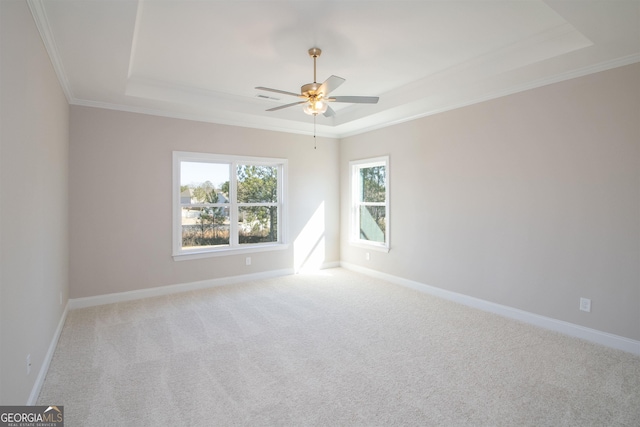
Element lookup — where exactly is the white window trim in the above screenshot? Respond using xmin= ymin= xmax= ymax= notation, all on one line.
xmin=349 ymin=156 xmax=390 ymax=252
xmin=173 ymin=151 xmax=288 ymax=261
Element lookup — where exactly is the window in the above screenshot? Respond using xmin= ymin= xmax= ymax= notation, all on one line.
xmin=173 ymin=151 xmax=287 ymax=260
xmin=349 ymin=156 xmax=389 ymax=252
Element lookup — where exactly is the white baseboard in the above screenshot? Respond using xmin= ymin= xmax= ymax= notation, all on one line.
xmin=296 ymin=261 xmax=341 ymax=273
xmin=322 ymin=261 xmax=341 ymax=269
xmin=69 ymin=268 xmax=295 ymax=309
xmin=341 ymin=262 xmax=640 ymax=356
xmin=27 ymin=303 xmax=69 ymax=405
xmin=68 ymin=261 xmax=346 ymax=309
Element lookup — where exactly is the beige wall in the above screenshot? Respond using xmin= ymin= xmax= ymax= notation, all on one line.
xmin=0 ymin=0 xmax=70 ymax=404
xmin=69 ymin=106 xmax=340 ymax=299
xmin=340 ymin=63 xmax=640 ymax=341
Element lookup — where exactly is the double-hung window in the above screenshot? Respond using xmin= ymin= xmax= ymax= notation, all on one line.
xmin=349 ymin=156 xmax=390 ymax=252
xmin=173 ymin=151 xmax=287 ymax=260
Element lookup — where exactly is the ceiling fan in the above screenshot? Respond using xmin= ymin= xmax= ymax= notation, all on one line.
xmin=256 ymin=47 xmax=379 ymax=117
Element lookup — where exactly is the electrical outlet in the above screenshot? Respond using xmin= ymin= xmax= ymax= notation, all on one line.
xmin=365 ymin=252 xmax=370 ymax=261
xmin=26 ymin=354 xmax=31 ymax=375
xmin=245 ymin=257 xmax=251 ymax=266
xmin=580 ymin=297 xmax=591 ymax=312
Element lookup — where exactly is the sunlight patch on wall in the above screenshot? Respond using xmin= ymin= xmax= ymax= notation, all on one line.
xmin=294 ymin=202 xmax=326 ymax=272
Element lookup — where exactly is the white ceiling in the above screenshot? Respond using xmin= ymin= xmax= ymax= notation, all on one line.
xmin=29 ymin=0 xmax=640 ymax=138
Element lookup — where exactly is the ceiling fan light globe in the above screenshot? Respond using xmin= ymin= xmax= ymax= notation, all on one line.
xmin=303 ymin=103 xmax=316 ymax=115
xmin=315 ymin=100 xmax=328 ymax=113
xmin=303 ymin=99 xmax=328 ymax=115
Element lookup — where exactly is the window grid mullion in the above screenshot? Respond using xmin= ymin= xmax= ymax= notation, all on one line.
xmin=181 ymin=203 xmax=229 ymax=208
xmin=229 ymin=161 xmax=239 ymax=247
xmin=237 ymin=203 xmax=279 ymax=207
xmin=358 ymin=202 xmax=386 ymax=207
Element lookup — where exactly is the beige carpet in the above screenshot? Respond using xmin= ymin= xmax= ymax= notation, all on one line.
xmin=38 ymin=268 xmax=640 ymax=426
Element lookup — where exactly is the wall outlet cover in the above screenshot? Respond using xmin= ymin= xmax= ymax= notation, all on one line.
xmin=580 ymin=297 xmax=591 ymax=312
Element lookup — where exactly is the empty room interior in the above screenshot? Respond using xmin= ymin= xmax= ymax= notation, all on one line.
xmin=1 ymin=0 xmax=639 ymax=425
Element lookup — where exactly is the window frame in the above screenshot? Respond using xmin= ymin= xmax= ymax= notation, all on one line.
xmin=349 ymin=156 xmax=390 ymax=252
xmin=173 ymin=151 xmax=288 ymax=261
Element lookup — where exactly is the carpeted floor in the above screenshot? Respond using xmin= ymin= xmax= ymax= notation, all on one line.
xmin=38 ymin=268 xmax=640 ymax=426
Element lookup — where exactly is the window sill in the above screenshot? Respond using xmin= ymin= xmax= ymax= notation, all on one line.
xmin=173 ymin=243 xmax=289 ymax=261
xmin=349 ymin=241 xmax=390 ymax=253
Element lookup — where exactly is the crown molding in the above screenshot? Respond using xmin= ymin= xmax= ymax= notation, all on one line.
xmin=336 ymin=53 xmax=640 ymax=139
xmin=27 ymin=0 xmax=75 ymax=103
xmin=71 ymin=98 xmax=339 ymax=139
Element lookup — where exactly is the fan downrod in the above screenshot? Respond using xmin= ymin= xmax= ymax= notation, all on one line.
xmin=303 ymin=47 xmax=323 ymax=95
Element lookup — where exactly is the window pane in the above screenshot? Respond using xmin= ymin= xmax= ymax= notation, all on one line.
xmin=182 ymin=206 xmax=230 ymax=248
xmin=360 ymin=166 xmax=386 ymax=203
xmin=181 ymin=162 xmax=230 ymax=204
xmin=237 ymin=165 xmax=278 ymax=203
xmin=359 ymin=205 xmax=385 ymax=243
xmin=238 ymin=206 xmax=278 ymax=244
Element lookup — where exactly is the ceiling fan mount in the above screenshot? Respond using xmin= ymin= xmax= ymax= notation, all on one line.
xmin=256 ymin=47 xmax=379 ymax=117
xmin=308 ymin=47 xmax=322 ymax=58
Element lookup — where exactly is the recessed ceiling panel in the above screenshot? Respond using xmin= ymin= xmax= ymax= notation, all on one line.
xmin=31 ymin=0 xmax=640 ymax=137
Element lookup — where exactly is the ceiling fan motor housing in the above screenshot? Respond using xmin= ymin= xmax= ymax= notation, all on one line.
xmin=301 ymin=82 xmax=322 ymax=97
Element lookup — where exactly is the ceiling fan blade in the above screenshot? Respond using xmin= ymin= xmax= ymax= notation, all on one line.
xmin=318 ymin=75 xmax=345 ymax=96
xmin=255 ymin=86 xmax=304 ymax=98
xmin=329 ymin=96 xmax=379 ymax=104
xmin=266 ymin=101 xmax=307 ymax=112
xmin=323 ymin=105 xmax=336 ymax=117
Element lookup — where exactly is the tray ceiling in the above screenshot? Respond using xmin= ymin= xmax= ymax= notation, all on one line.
xmin=29 ymin=0 xmax=640 ymax=138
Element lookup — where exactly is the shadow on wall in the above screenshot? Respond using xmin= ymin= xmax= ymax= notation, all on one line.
xmin=294 ymin=202 xmax=326 ymax=272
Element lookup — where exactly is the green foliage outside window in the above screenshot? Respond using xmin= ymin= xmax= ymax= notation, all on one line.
xmin=359 ymin=166 xmax=386 ymax=241
xmin=237 ymin=165 xmax=278 ymax=243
